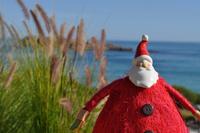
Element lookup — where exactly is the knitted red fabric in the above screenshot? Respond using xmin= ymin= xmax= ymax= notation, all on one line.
xmin=84 ymin=76 xmax=196 ymax=133
xmin=162 ymin=78 xmax=196 ymax=115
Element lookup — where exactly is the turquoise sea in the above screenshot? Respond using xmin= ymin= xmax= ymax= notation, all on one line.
xmin=104 ymin=41 xmax=200 ymax=92
xmin=1 ymin=40 xmax=200 ymax=92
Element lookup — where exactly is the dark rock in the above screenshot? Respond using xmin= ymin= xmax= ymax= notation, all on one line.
xmin=106 ymin=43 xmax=132 ymax=51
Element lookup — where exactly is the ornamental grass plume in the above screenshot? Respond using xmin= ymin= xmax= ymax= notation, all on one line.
xmin=50 ymin=55 xmax=62 ymax=84
xmin=2 ymin=22 xmax=21 ymax=47
xmin=30 ymin=10 xmax=46 ymax=45
xmin=70 ymin=25 xmax=80 ymax=75
xmin=36 ymin=4 xmax=51 ymax=33
xmin=85 ymin=65 xmax=92 ymax=87
xmin=16 ymin=0 xmax=30 ymax=20
xmin=58 ymin=22 xmax=67 ymax=54
xmin=46 ymin=30 xmax=54 ymax=58
xmin=91 ymin=36 xmax=100 ymax=60
xmin=97 ymin=56 xmax=108 ymax=89
xmin=49 ymin=15 xmax=59 ymax=40
xmin=0 ymin=14 xmax=5 ymax=40
xmin=59 ymin=22 xmax=67 ymax=45
xmin=70 ymin=20 xmax=85 ymax=73
xmin=76 ymin=19 xmax=86 ymax=56
xmin=99 ymin=29 xmax=106 ymax=58
xmin=4 ymin=62 xmax=17 ymax=88
xmin=91 ymin=29 xmax=106 ymax=61
xmin=59 ymin=97 xmax=72 ymax=113
xmin=30 ymin=9 xmax=45 ymax=36
xmin=62 ymin=26 xmax=75 ymax=57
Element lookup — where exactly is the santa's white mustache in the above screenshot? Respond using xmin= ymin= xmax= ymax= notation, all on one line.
xmin=128 ymin=65 xmax=159 ymax=88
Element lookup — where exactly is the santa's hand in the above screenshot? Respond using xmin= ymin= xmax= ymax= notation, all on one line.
xmin=195 ymin=110 xmax=200 ymax=120
xmin=70 ymin=109 xmax=89 ymax=130
xmin=70 ymin=119 xmax=84 ymax=130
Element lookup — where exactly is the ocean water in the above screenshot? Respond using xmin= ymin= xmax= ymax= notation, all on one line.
xmin=1 ymin=40 xmax=200 ymax=92
xmin=104 ymin=41 xmax=200 ymax=93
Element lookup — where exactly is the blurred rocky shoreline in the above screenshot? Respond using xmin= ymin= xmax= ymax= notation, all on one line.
xmin=21 ymin=37 xmax=133 ymax=52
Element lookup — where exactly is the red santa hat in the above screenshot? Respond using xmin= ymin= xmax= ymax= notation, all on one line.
xmin=134 ymin=34 xmax=153 ymax=63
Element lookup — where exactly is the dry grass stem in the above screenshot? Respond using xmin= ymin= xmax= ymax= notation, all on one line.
xmin=16 ymin=0 xmax=30 ymax=20
xmin=85 ymin=65 xmax=92 ymax=86
xmin=4 ymin=62 xmax=17 ymax=88
xmin=23 ymin=20 xmax=33 ymax=38
xmin=3 ymin=22 xmax=16 ymax=40
xmin=10 ymin=25 xmax=21 ymax=42
xmin=97 ymin=56 xmax=107 ymax=89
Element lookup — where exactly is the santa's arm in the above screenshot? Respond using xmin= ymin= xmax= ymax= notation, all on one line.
xmin=164 ymin=81 xmax=200 ymax=119
xmin=70 ymin=79 xmax=120 ymax=130
xmin=83 ymin=82 xmax=113 ymax=112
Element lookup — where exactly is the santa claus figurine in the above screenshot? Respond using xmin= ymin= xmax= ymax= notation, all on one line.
xmin=71 ymin=35 xmax=200 ymax=133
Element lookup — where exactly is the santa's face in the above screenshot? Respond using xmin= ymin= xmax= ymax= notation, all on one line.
xmin=128 ymin=57 xmax=158 ymax=88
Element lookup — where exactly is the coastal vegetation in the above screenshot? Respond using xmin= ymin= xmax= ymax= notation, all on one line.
xmin=174 ymin=85 xmax=200 ymax=105
xmin=0 ymin=1 xmax=106 ymax=132
xmin=0 ymin=1 xmax=199 ymax=133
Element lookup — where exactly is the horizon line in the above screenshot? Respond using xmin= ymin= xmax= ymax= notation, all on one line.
xmin=106 ymin=39 xmax=200 ymax=44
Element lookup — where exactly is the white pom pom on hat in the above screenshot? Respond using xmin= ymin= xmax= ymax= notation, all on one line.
xmin=142 ymin=34 xmax=149 ymax=41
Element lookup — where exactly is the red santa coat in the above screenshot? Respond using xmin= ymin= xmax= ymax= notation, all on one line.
xmin=83 ymin=76 xmax=196 ymax=133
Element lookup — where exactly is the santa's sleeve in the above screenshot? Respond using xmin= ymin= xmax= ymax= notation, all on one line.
xmin=83 ymin=79 xmax=121 ymax=112
xmin=163 ymin=80 xmax=196 ymax=114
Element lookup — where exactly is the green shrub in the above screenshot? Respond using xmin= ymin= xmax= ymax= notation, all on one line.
xmin=173 ymin=85 xmax=200 ymax=104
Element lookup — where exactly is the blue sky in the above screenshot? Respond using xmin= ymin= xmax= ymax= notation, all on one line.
xmin=0 ymin=0 xmax=200 ymax=42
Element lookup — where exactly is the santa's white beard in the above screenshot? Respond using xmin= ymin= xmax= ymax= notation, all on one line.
xmin=127 ymin=65 xmax=159 ymax=88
